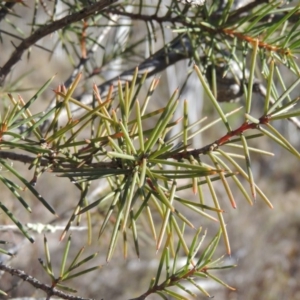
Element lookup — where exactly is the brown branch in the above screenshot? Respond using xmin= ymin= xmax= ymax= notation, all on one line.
xmin=0 ymin=150 xmax=120 ymax=170
xmin=129 ymin=264 xmax=217 ymax=300
xmin=108 ymin=8 xmax=181 ymax=23
xmin=0 ymin=0 xmax=118 ymax=85
xmin=108 ymin=1 xmax=294 ymax=56
xmin=0 ymin=263 xmax=94 ymax=300
xmin=165 ymin=114 xmax=271 ymax=160
xmin=109 ymin=0 xmax=270 ymax=25
xmin=0 ymin=151 xmax=46 ymax=165
xmin=222 ymin=28 xmax=290 ymax=54
xmin=0 ymin=29 xmax=52 ymax=53
xmin=0 ymin=116 xmax=266 ymax=168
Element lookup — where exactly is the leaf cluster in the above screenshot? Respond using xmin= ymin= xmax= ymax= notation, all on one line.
xmin=0 ymin=0 xmax=300 ymax=299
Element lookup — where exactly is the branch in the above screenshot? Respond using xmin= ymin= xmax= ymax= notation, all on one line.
xmin=109 ymin=0 xmax=270 ymax=25
xmin=0 ymin=0 xmax=118 ymax=85
xmin=0 ymin=29 xmax=52 ymax=53
xmin=0 ymin=150 xmax=119 ymax=169
xmin=6 ymin=1 xmax=299 ymax=137
xmin=167 ymin=114 xmax=271 ymax=160
xmin=0 ymin=151 xmax=46 ymax=165
xmin=0 ymin=263 xmax=93 ymax=300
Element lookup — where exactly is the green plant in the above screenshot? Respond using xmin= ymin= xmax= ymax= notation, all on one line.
xmin=0 ymin=0 xmax=300 ymax=299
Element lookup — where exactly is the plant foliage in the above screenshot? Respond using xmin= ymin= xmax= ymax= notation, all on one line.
xmin=0 ymin=0 xmax=300 ymax=299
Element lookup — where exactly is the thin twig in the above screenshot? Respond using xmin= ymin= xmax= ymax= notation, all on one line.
xmin=0 ymin=0 xmax=118 ymax=85
xmin=0 ymin=29 xmax=52 ymax=53
xmin=0 ymin=263 xmax=94 ymax=300
xmin=0 ymin=151 xmax=45 ymax=165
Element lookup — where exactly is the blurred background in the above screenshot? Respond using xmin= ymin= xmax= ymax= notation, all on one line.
xmin=0 ymin=1 xmax=300 ymax=299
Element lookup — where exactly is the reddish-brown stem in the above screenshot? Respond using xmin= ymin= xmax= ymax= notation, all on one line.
xmin=169 ymin=114 xmax=271 ymax=160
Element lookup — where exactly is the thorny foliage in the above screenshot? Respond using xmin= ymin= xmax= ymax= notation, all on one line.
xmin=0 ymin=0 xmax=300 ymax=299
